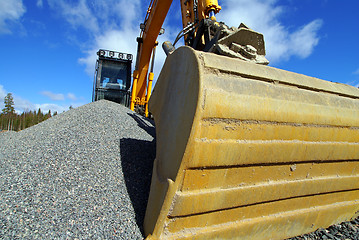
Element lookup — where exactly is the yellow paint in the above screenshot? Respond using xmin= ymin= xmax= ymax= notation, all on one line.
xmin=131 ymin=0 xmax=223 ymax=110
xmin=145 ymin=47 xmax=359 ymax=239
xmin=204 ymin=0 xmax=221 ymax=15
xmin=166 ymin=190 xmax=359 ymax=235
xmin=182 ymin=161 xmax=359 ymax=191
xmin=130 ymin=70 xmax=139 ymax=111
xmin=145 ymin=72 xmax=154 ymax=117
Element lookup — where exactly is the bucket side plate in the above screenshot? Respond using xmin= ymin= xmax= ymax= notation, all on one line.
xmin=146 ymin=46 xmax=359 ymax=240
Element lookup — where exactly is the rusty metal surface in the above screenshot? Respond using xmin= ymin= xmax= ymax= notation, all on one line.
xmin=145 ymin=46 xmax=359 ymax=239
xmin=213 ymin=24 xmax=269 ymax=64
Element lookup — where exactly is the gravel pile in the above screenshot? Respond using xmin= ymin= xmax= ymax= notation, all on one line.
xmin=0 ymin=99 xmax=358 ymax=239
xmin=0 ymin=100 xmax=155 ymax=239
xmin=289 ymin=218 xmax=359 ymax=240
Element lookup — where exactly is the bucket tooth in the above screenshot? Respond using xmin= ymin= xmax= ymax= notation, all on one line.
xmin=145 ymin=46 xmax=359 ymax=239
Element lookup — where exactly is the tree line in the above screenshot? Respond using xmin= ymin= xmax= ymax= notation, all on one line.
xmin=1 ymin=93 xmax=57 ymax=131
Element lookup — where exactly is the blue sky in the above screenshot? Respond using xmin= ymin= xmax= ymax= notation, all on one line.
xmin=0 ymin=0 xmax=358 ymax=113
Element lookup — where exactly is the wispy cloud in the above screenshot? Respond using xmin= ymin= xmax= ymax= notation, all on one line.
xmin=40 ymin=90 xmax=81 ymax=103
xmin=17 ymin=99 xmax=80 ymax=114
xmin=49 ymin=0 xmax=322 ymax=82
xmin=217 ymin=0 xmax=323 ymax=64
xmin=352 ymin=68 xmax=359 ymax=87
xmin=287 ymin=20 xmax=322 ymax=59
xmin=46 ymin=0 xmax=142 ymax=36
xmin=37 ymin=0 xmax=43 ymax=8
xmin=41 ymin=91 xmax=65 ymax=101
xmin=0 ymin=85 xmax=6 ymax=99
xmin=345 ymin=80 xmax=359 ymax=88
xmin=34 ymin=103 xmax=71 ymax=114
xmin=0 ymin=0 xmax=26 ymax=34
xmin=0 ymin=85 xmax=26 ymax=112
xmin=1 ymin=85 xmax=80 ymax=113
xmin=73 ymin=0 xmax=180 ymax=82
xmin=79 ymin=29 xmax=139 ymax=75
xmin=45 ymin=0 xmax=144 ymax=76
xmin=16 ymin=98 xmax=74 ymax=114
xmin=344 ymin=68 xmax=359 ymax=87
xmin=47 ymin=0 xmax=99 ymax=34
xmin=67 ymin=93 xmax=77 ymax=101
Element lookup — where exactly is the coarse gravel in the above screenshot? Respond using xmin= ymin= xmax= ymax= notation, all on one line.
xmin=0 ymin=100 xmax=155 ymax=239
xmin=288 ymin=218 xmax=359 ymax=240
xmin=0 ymin=99 xmax=358 ymax=239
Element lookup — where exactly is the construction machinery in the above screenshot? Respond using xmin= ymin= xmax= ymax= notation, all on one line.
xmin=92 ymin=49 xmax=133 ymax=106
xmin=100 ymin=0 xmax=359 ymax=239
xmin=146 ymin=47 xmax=359 ymax=239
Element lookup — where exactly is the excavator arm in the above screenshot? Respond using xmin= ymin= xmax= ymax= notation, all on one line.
xmin=130 ymin=0 xmax=172 ymax=113
xmin=130 ymin=0 xmax=224 ymax=116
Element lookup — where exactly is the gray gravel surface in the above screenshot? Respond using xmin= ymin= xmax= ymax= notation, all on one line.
xmin=0 ymin=100 xmax=155 ymax=239
xmin=289 ymin=217 xmax=359 ymax=240
xmin=0 ymin=99 xmax=358 ymax=239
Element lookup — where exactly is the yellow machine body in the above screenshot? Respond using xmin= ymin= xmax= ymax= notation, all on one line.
xmin=145 ymin=46 xmax=359 ymax=239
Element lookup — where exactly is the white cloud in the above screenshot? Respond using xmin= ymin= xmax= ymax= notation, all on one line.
xmin=42 ymin=0 xmax=323 ymax=86
xmin=12 ymin=95 xmax=35 ymax=112
xmin=70 ymin=0 xmax=322 ymax=86
xmin=0 ymin=0 xmax=26 ymax=34
xmin=354 ymin=68 xmax=359 ymax=75
xmin=76 ymin=0 xmax=181 ymax=86
xmin=0 ymin=85 xmax=6 ymax=99
xmin=47 ymin=0 xmax=99 ymax=33
xmin=0 ymin=85 xmax=81 ymax=114
xmin=17 ymin=99 xmax=79 ymax=114
xmin=45 ymin=0 xmax=146 ymax=79
xmin=287 ymin=19 xmax=322 ymax=59
xmin=217 ymin=0 xmax=323 ymax=64
xmin=67 ymin=93 xmax=77 ymax=101
xmin=34 ymin=103 xmax=70 ymax=114
xmin=46 ymin=0 xmax=143 ymax=37
xmin=41 ymin=91 xmax=65 ymax=101
xmin=79 ymin=29 xmax=139 ymax=75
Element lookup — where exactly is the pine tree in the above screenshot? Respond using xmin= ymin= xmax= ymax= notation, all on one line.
xmin=0 ymin=93 xmax=55 ymax=131
xmin=2 ymin=93 xmax=15 ymax=115
xmin=37 ymin=108 xmax=42 ymax=123
xmin=1 ymin=93 xmax=15 ymax=130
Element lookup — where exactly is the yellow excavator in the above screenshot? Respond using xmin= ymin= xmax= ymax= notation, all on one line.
xmin=124 ymin=0 xmax=359 ymax=239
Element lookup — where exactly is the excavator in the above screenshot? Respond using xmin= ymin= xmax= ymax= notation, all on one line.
xmin=96 ymin=0 xmax=359 ymax=239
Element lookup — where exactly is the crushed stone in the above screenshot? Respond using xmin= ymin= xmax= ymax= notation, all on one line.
xmin=0 ymin=100 xmax=155 ymax=239
xmin=0 ymin=99 xmax=357 ymax=239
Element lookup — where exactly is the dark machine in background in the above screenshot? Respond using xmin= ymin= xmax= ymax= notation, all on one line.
xmin=92 ymin=49 xmax=133 ymax=106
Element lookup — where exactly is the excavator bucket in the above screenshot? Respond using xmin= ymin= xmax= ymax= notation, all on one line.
xmin=145 ymin=46 xmax=359 ymax=239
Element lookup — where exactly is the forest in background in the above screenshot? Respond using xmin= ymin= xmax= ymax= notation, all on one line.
xmin=1 ymin=93 xmax=57 ymax=131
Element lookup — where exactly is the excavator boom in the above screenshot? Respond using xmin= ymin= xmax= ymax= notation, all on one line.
xmin=130 ymin=0 xmax=172 ymax=112
xmin=130 ymin=0 xmax=225 ymax=114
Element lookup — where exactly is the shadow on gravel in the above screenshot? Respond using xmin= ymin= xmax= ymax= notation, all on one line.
xmin=127 ymin=113 xmax=156 ymax=138
xmin=120 ymin=138 xmax=156 ymax=235
xmin=120 ymin=115 xmax=156 ymax=235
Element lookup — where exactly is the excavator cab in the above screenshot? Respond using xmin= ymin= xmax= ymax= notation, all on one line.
xmin=92 ymin=49 xmax=133 ymax=106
